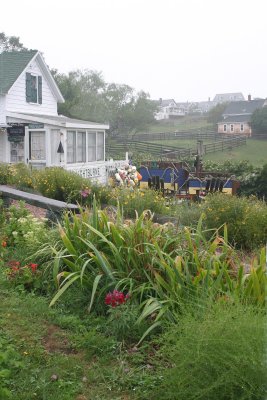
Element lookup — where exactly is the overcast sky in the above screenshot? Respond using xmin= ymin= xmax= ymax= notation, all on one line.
xmin=1 ymin=0 xmax=267 ymax=102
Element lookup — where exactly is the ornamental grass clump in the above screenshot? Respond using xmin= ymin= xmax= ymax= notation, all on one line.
xmin=141 ymin=302 xmax=267 ymax=400
xmin=45 ymin=202 xmax=266 ymax=331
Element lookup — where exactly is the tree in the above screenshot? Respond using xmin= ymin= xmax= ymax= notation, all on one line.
xmin=250 ymin=107 xmax=267 ymax=134
xmin=103 ymin=84 xmax=156 ymax=136
xmin=53 ymin=69 xmax=107 ymax=122
xmin=54 ymin=70 xmax=157 ymax=135
xmin=207 ymin=102 xmax=228 ymax=125
xmin=0 ymin=32 xmax=27 ymax=52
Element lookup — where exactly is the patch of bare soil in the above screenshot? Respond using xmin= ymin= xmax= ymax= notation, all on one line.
xmin=42 ymin=324 xmax=77 ymax=355
xmin=11 ymin=199 xmax=47 ymax=219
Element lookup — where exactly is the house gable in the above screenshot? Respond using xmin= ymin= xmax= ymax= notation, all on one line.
xmin=0 ymin=50 xmax=38 ymax=94
xmin=0 ymin=50 xmax=64 ymax=117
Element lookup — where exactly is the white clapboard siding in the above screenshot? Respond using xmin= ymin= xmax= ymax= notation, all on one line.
xmin=6 ymin=58 xmax=58 ymax=115
xmin=0 ymin=132 xmax=6 ymax=162
xmin=0 ymin=95 xmax=6 ymax=124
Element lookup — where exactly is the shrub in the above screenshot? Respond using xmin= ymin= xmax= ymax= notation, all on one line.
xmin=202 ymin=193 xmax=267 ymax=249
xmin=142 ymin=302 xmax=267 ymax=400
xmin=7 ymin=163 xmax=35 ymax=190
xmin=108 ymin=187 xmax=168 ymax=218
xmin=34 ymin=167 xmax=89 ymax=202
xmin=0 ymin=163 xmax=11 ymax=184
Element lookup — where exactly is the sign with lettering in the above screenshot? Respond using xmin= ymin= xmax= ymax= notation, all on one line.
xmin=7 ymin=125 xmax=25 ymax=138
xmin=28 ymin=123 xmax=44 ymax=129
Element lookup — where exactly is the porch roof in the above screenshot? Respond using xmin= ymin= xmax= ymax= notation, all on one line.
xmin=6 ymin=111 xmax=109 ymax=130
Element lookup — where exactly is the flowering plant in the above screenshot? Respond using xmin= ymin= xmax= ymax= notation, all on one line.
xmin=105 ymin=290 xmax=129 ymax=308
xmin=6 ymin=260 xmax=40 ymax=291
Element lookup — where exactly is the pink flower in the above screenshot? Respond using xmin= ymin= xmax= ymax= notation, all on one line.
xmin=80 ymin=189 xmax=91 ymax=198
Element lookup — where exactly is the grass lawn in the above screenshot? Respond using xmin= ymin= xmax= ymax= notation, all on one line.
xmin=136 ymin=116 xmax=212 ymax=134
xmin=0 ymin=281 xmax=140 ymax=400
xmin=203 ymin=138 xmax=267 ymax=166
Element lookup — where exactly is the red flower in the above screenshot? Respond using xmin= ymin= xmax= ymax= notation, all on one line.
xmin=1 ymin=241 xmax=7 ymax=248
xmin=105 ymin=290 xmax=129 ymax=308
xmin=29 ymin=263 xmax=38 ymax=272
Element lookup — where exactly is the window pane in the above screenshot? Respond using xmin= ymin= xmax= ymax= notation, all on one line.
xmin=97 ymin=132 xmax=104 ymax=161
xmin=30 ymin=131 xmax=46 ymax=160
xmin=67 ymin=131 xmax=76 ymax=163
xmin=87 ymin=132 xmax=96 ymax=161
xmin=31 ymin=75 xmax=37 ymax=103
xmin=77 ymin=131 xmax=86 ymax=162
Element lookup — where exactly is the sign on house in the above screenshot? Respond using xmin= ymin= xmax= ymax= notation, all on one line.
xmin=7 ymin=125 xmax=25 ymax=142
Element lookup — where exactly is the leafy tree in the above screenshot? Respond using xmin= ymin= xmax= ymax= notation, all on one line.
xmin=104 ymin=84 xmax=156 ymax=136
xmin=53 ymin=69 xmax=107 ymax=122
xmin=207 ymin=102 xmax=228 ymax=125
xmin=0 ymin=32 xmax=27 ymax=52
xmin=251 ymin=107 xmax=267 ymax=134
xmin=54 ymin=70 xmax=157 ymax=136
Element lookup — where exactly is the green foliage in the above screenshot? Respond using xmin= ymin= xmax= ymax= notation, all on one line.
xmin=4 ymin=163 xmax=34 ymax=190
xmin=0 ymin=163 xmax=10 ymax=184
xmin=252 ymin=163 xmax=267 ymax=198
xmin=108 ymin=187 xmax=168 ymax=218
xmin=53 ymin=69 xmax=157 ymax=136
xmin=34 ymin=167 xmax=88 ymax=202
xmin=203 ymin=159 xmax=258 ymax=177
xmin=251 ymin=106 xmax=267 ymax=133
xmin=202 ymin=193 xmax=267 ymax=249
xmin=0 ymin=31 xmax=26 ymax=51
xmin=142 ymin=303 xmax=267 ymax=400
xmin=105 ymin=303 xmax=148 ymax=343
xmin=207 ymin=102 xmax=228 ymax=124
xmin=0 ymin=334 xmax=23 ymax=399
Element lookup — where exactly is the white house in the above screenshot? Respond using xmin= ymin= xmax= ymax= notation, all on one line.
xmin=0 ymin=50 xmax=124 ymax=184
xmin=154 ymin=99 xmax=185 ymax=120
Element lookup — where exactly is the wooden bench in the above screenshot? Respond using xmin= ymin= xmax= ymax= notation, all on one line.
xmin=0 ymin=185 xmax=79 ymax=220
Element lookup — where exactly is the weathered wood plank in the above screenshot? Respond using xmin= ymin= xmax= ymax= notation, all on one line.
xmin=0 ymin=185 xmax=79 ymax=213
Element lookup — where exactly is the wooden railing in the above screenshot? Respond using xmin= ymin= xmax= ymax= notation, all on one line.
xmin=0 ymin=185 xmax=79 ymax=220
xmin=106 ymin=136 xmax=246 ymax=160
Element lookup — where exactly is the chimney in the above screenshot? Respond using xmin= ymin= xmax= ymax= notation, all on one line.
xmin=248 ymin=94 xmax=251 ymax=101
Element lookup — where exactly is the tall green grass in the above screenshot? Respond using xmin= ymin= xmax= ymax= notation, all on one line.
xmin=141 ymin=302 xmax=267 ymax=400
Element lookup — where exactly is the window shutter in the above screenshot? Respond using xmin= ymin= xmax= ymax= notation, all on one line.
xmin=38 ymin=76 xmax=42 ymax=104
xmin=26 ymin=73 xmax=31 ymax=102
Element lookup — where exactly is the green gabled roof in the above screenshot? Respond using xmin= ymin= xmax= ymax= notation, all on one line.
xmin=0 ymin=50 xmax=38 ymax=94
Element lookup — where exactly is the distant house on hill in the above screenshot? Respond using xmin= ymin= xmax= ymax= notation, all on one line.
xmin=217 ymin=97 xmax=265 ymax=136
xmin=0 ymin=50 xmax=123 ymax=183
xmin=213 ymin=92 xmax=245 ymax=104
xmin=154 ymin=99 xmax=185 ymax=120
xmin=196 ymin=100 xmax=216 ymax=114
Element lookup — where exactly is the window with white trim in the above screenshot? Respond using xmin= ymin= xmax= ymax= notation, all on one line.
xmin=223 ymin=124 xmax=227 ymax=132
xmin=67 ymin=131 xmax=76 ymax=163
xmin=230 ymin=124 xmax=234 ymax=132
xmin=67 ymin=130 xmax=105 ymax=163
xmin=77 ymin=131 xmax=86 ymax=162
xmin=240 ymin=124 xmax=244 ymax=132
xmin=26 ymin=73 xmax=42 ymax=104
xmin=97 ymin=131 xmax=104 ymax=161
xmin=87 ymin=132 xmax=96 ymax=161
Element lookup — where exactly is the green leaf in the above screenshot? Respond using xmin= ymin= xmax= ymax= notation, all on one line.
xmin=88 ymin=274 xmax=103 ymax=313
